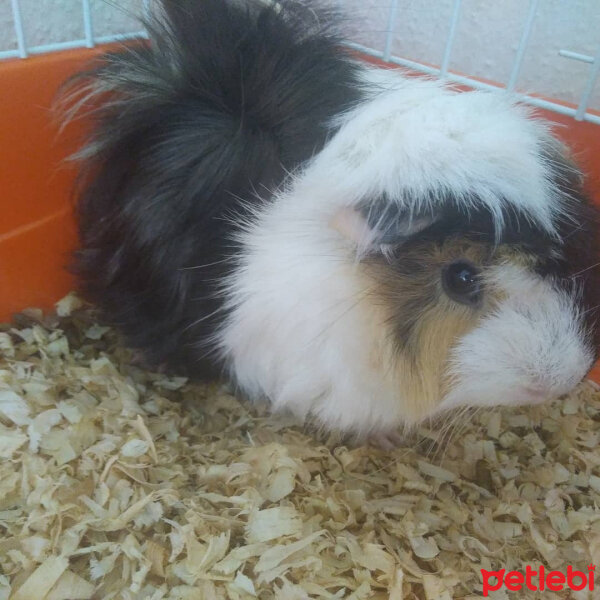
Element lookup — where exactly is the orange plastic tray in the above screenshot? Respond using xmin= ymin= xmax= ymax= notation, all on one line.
xmin=0 ymin=48 xmax=102 ymax=319
xmin=1 ymin=46 xmax=600 ymax=380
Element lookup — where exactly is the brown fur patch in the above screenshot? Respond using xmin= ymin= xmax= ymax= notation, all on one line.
xmin=363 ymin=238 xmax=522 ymax=421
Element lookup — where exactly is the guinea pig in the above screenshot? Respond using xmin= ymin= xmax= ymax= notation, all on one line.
xmin=66 ymin=0 xmax=600 ymax=443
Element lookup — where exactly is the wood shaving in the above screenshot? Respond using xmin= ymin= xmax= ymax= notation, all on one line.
xmin=1 ymin=293 xmax=599 ymax=599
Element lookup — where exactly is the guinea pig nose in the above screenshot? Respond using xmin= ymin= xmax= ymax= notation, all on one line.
xmin=522 ymin=385 xmax=549 ymax=400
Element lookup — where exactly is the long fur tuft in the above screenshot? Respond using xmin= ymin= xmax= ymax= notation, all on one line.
xmin=65 ymin=0 xmax=363 ymax=373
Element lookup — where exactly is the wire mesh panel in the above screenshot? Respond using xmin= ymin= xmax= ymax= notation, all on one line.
xmin=0 ymin=0 xmax=147 ymax=59
xmin=0 ymin=0 xmax=599 ymax=124
xmin=343 ymin=0 xmax=600 ymax=124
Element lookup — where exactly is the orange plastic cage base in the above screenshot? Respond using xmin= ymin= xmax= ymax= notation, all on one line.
xmin=1 ymin=46 xmax=600 ymax=381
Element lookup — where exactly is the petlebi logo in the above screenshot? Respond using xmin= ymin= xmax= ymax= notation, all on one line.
xmin=481 ymin=564 xmax=595 ymax=596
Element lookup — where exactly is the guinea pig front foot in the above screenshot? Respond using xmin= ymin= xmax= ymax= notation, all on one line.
xmin=367 ymin=429 xmax=407 ymax=451
xmin=129 ymin=350 xmax=168 ymax=374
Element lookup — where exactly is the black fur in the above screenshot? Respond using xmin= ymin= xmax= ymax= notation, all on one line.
xmin=552 ymin=178 xmax=600 ymax=352
xmin=68 ymin=0 xmax=363 ymax=374
xmin=367 ymin=183 xmax=600 ymax=358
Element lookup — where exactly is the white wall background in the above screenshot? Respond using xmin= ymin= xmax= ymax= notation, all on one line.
xmin=1 ymin=0 xmax=599 ymax=112
xmin=0 ymin=0 xmax=143 ymax=48
xmin=343 ymin=0 xmax=600 ymax=112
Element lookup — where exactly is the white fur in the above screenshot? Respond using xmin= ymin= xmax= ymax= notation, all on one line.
xmin=219 ymin=210 xmax=404 ymax=435
xmin=441 ymin=264 xmax=593 ymax=411
xmin=319 ymin=67 xmax=564 ymax=236
xmin=217 ymin=67 xmax=589 ymax=435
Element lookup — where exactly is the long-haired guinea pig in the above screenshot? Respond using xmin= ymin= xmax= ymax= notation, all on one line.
xmin=66 ymin=0 xmax=600 ymax=442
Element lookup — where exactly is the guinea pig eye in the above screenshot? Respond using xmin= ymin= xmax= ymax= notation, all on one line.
xmin=442 ymin=260 xmax=482 ymax=307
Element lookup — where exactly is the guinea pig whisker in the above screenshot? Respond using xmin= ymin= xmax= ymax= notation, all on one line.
xmin=421 ymin=412 xmax=456 ymax=461
xmin=570 ymin=260 xmax=600 ymax=278
xmin=431 ymin=411 xmax=462 ymax=461
xmin=181 ymin=254 xmax=347 ymax=274
xmin=435 ymin=405 xmax=476 ymax=464
xmin=441 ymin=406 xmax=481 ymax=464
xmin=291 ymin=255 xmax=348 ymax=260
xmin=181 ymin=306 xmax=225 ymax=333
xmin=447 ymin=406 xmax=486 ymax=462
xmin=561 ymin=222 xmax=585 ymax=240
xmin=304 ymin=287 xmax=375 ymax=349
xmin=179 ymin=258 xmax=232 ymax=270
xmin=367 ymin=445 xmax=416 ymax=476
xmin=435 ymin=409 xmax=470 ymax=464
xmin=581 ymin=303 xmax=600 ymax=317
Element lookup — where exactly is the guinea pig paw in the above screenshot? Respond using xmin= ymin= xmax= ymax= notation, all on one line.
xmin=367 ymin=430 xmax=407 ymax=451
xmin=129 ymin=350 xmax=168 ymax=374
xmin=129 ymin=350 xmax=149 ymax=367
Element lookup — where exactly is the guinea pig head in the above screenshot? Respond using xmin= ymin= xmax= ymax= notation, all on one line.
xmin=222 ymin=78 xmax=600 ymax=435
xmin=334 ymin=190 xmax=600 ymax=421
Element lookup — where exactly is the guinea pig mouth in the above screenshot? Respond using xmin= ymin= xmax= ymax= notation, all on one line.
xmin=481 ymin=385 xmax=556 ymax=408
xmin=518 ymin=386 xmax=553 ymax=404
xmin=441 ymin=382 xmax=566 ymax=410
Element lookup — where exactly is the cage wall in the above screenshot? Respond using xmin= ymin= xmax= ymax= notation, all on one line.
xmin=0 ymin=0 xmax=599 ymax=329
xmin=1 ymin=0 xmax=599 ymax=122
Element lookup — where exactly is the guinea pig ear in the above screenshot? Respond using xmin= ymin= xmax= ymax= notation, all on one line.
xmin=330 ymin=201 xmax=439 ymax=252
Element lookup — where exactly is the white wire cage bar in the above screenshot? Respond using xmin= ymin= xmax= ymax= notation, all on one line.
xmin=439 ymin=0 xmax=461 ymax=78
xmin=505 ymin=0 xmax=539 ymax=94
xmin=0 ymin=0 xmax=147 ymax=61
xmin=346 ymin=0 xmax=600 ymax=125
xmin=82 ymin=0 xmax=95 ymax=49
xmin=9 ymin=0 xmax=27 ymax=59
xmin=1 ymin=0 xmax=599 ymax=126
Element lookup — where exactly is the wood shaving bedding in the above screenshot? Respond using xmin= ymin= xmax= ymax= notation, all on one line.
xmin=1 ymin=293 xmax=599 ymax=599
